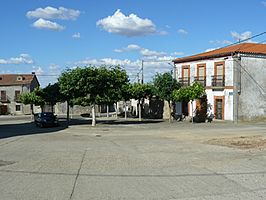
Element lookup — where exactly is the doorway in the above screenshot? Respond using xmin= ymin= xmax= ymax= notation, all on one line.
xmin=0 ymin=105 xmax=8 ymax=115
xmin=214 ymin=96 xmax=224 ymax=120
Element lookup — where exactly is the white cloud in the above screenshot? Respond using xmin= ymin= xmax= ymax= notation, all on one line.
xmin=0 ymin=54 xmax=33 ymax=64
xmin=114 ymin=44 xmax=167 ymax=59
xmin=74 ymin=57 xmax=175 ymax=83
xmin=33 ymin=18 xmax=65 ymax=31
xmin=177 ymin=29 xmax=188 ymax=35
xmin=231 ymin=31 xmax=252 ymax=41
xmin=114 ymin=44 xmax=141 ymax=52
xmin=172 ymin=52 xmax=184 ymax=56
xmin=96 ymin=9 xmax=157 ymax=37
xmin=26 ymin=6 xmax=80 ymax=20
xmin=209 ymin=40 xmax=232 ymax=45
xmin=262 ymin=1 xmax=266 ymax=7
xmin=72 ymin=32 xmax=81 ymax=39
xmin=158 ymin=30 xmax=168 ymax=35
xmin=32 ymin=66 xmax=44 ymax=75
xmin=205 ymin=48 xmax=219 ymax=52
xmin=140 ymin=49 xmax=166 ymax=57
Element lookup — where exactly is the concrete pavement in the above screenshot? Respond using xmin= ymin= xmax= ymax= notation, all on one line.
xmin=0 ymin=118 xmax=266 ymax=199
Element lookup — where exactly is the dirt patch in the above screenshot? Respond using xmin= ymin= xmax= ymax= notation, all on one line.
xmin=206 ymin=135 xmax=266 ymax=149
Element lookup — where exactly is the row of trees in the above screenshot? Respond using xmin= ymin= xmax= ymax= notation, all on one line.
xmin=20 ymin=65 xmax=205 ymax=126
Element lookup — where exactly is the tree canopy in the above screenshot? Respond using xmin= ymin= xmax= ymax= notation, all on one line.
xmin=153 ymin=72 xmax=181 ymax=122
xmin=58 ymin=65 xmax=129 ymax=126
xmin=153 ymin=72 xmax=181 ymax=102
xmin=173 ymin=82 xmax=205 ymax=102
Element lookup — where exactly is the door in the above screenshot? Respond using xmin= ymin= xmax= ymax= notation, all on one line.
xmin=0 ymin=105 xmax=8 ymax=115
xmin=215 ymin=98 xmax=223 ymax=120
xmin=182 ymin=101 xmax=188 ymax=116
xmin=182 ymin=66 xmax=190 ymax=86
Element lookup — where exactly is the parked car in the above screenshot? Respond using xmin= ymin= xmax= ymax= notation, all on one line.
xmin=34 ymin=112 xmax=59 ymax=127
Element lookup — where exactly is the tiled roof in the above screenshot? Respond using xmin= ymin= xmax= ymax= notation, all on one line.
xmin=0 ymin=74 xmax=38 ymax=86
xmin=173 ymin=43 xmax=266 ymax=64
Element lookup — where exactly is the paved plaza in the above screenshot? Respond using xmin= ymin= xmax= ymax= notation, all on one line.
xmin=0 ymin=117 xmax=266 ymax=200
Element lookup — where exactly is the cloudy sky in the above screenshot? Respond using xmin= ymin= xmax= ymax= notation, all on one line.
xmin=1 ymin=0 xmax=266 ymax=86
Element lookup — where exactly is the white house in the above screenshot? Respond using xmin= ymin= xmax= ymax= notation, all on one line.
xmin=173 ymin=43 xmax=266 ymax=121
xmin=0 ymin=73 xmax=40 ymax=115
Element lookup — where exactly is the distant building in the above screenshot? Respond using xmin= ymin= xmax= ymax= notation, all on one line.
xmin=0 ymin=73 xmax=40 ymax=115
xmin=173 ymin=43 xmax=266 ymax=121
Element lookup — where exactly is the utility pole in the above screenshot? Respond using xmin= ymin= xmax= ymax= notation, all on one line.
xmin=141 ymin=60 xmax=144 ymax=84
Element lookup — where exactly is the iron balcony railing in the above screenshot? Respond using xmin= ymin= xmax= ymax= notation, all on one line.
xmin=194 ymin=76 xmax=206 ymax=87
xmin=0 ymin=96 xmax=9 ymax=102
xmin=15 ymin=95 xmax=21 ymax=102
xmin=179 ymin=77 xmax=190 ymax=86
xmin=212 ymin=75 xmax=225 ymax=87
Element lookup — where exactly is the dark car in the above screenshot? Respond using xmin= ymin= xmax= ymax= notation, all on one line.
xmin=34 ymin=112 xmax=59 ymax=127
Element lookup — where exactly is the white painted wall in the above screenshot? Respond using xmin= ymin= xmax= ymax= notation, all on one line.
xmin=174 ymin=56 xmax=234 ymax=120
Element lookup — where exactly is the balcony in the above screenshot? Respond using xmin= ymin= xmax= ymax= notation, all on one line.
xmin=179 ymin=77 xmax=190 ymax=86
xmin=15 ymin=96 xmax=21 ymax=102
xmin=0 ymin=96 xmax=9 ymax=103
xmin=212 ymin=75 xmax=225 ymax=88
xmin=194 ymin=76 xmax=206 ymax=87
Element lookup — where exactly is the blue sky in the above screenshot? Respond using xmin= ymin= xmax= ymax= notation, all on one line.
xmin=0 ymin=0 xmax=266 ymax=86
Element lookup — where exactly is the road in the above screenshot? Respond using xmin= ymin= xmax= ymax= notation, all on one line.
xmin=0 ymin=118 xmax=266 ymax=199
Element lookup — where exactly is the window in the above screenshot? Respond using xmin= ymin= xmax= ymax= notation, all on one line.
xmin=196 ymin=64 xmax=206 ymax=86
xmin=180 ymin=65 xmax=190 ymax=86
xmin=17 ymin=76 xmax=22 ymax=81
xmin=15 ymin=90 xmax=20 ymax=101
xmin=212 ymin=62 xmax=225 ymax=87
xmin=0 ymin=90 xmax=6 ymax=101
xmin=16 ymin=105 xmax=21 ymax=111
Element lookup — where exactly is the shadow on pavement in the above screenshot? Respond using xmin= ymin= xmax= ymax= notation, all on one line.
xmin=0 ymin=118 xmax=164 ymax=139
xmin=0 ymin=121 xmax=67 ymax=139
xmin=69 ymin=118 xmax=164 ymax=126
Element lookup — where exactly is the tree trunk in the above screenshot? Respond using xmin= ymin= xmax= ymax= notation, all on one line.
xmin=30 ymin=104 xmax=34 ymax=121
xmin=66 ymin=100 xmax=70 ymax=127
xmin=168 ymin=100 xmax=172 ymax=123
xmin=124 ymin=101 xmax=127 ymax=120
xmin=191 ymin=100 xmax=194 ymax=123
xmin=138 ymin=100 xmax=142 ymax=121
xmin=107 ymin=104 xmax=109 ymax=118
xmin=115 ymin=102 xmax=118 ymax=119
xmin=92 ymin=103 xmax=96 ymax=126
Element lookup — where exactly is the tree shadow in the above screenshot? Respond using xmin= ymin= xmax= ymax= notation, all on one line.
xmin=0 ymin=118 xmax=164 ymax=139
xmin=68 ymin=118 xmax=164 ymax=126
xmin=0 ymin=121 xmax=67 ymax=139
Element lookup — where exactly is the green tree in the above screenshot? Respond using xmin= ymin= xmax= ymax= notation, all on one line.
xmin=43 ymin=83 xmax=62 ymax=113
xmin=130 ymin=83 xmax=154 ymax=121
xmin=96 ymin=66 xmax=129 ymax=118
xmin=62 ymin=65 xmax=129 ymax=126
xmin=153 ymin=72 xmax=181 ymax=122
xmin=58 ymin=68 xmax=83 ymax=125
xmin=20 ymin=87 xmax=45 ymax=115
xmin=173 ymin=82 xmax=205 ymax=123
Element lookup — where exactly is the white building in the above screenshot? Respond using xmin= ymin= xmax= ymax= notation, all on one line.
xmin=0 ymin=73 xmax=40 ymax=115
xmin=173 ymin=43 xmax=266 ymax=121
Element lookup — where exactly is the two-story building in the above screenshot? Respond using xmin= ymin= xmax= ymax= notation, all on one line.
xmin=0 ymin=73 xmax=40 ymax=115
xmin=173 ymin=43 xmax=266 ymax=121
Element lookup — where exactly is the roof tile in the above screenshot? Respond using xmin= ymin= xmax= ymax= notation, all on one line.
xmin=173 ymin=43 xmax=266 ymax=64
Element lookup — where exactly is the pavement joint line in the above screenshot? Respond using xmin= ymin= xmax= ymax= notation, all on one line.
xmin=69 ymin=148 xmax=87 ymax=200
xmin=0 ymin=169 xmax=266 ymax=178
